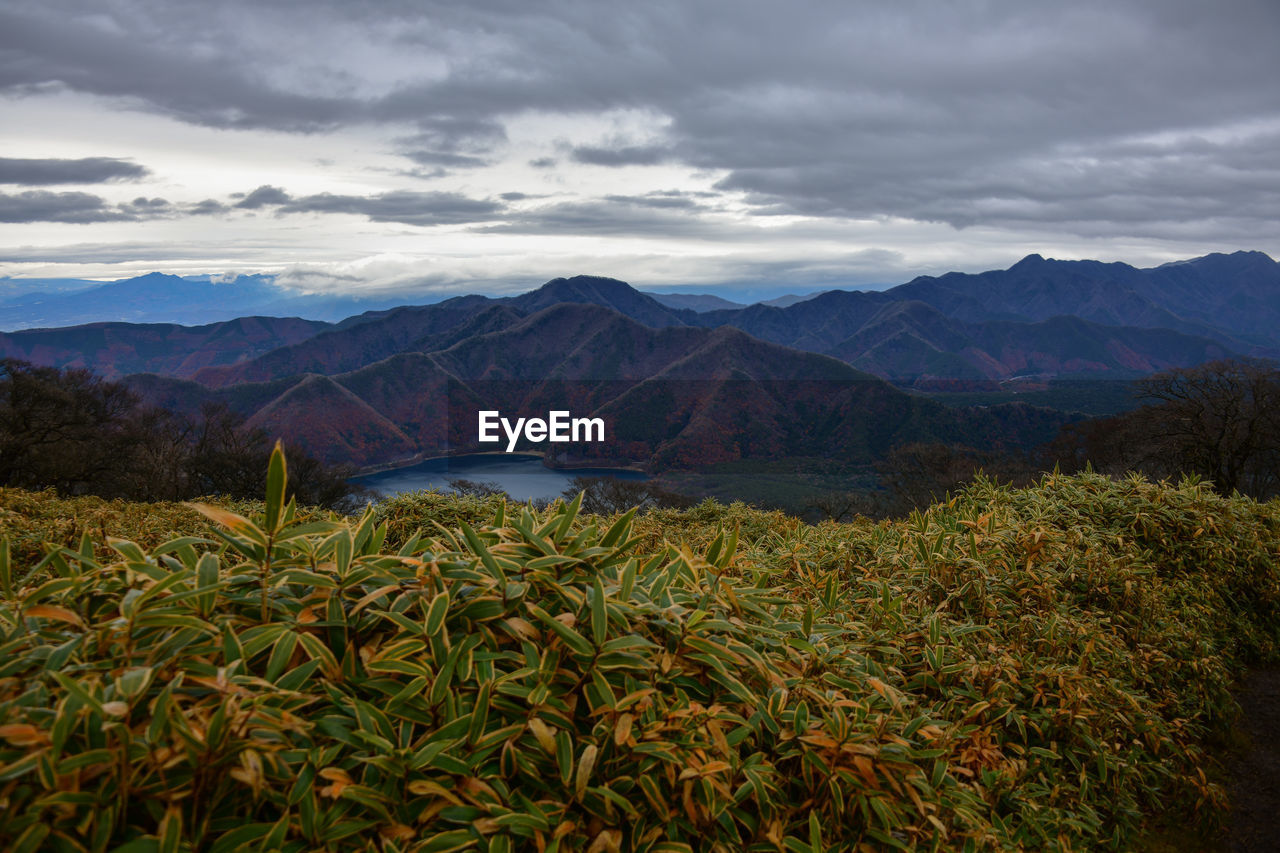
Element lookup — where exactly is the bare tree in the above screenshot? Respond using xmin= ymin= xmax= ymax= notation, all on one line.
xmin=1135 ymin=358 xmax=1280 ymax=497
xmin=0 ymin=360 xmax=362 ymax=507
xmin=874 ymin=442 xmax=1035 ymax=515
xmin=561 ymin=476 xmax=693 ymax=515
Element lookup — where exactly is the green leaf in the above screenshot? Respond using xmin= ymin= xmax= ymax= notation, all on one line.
xmin=265 ymin=440 xmax=287 ymax=535
xmin=0 ymin=535 xmax=12 ymax=600
xmin=266 ymin=630 xmax=300 ymax=682
xmin=425 ymin=589 xmax=451 ymax=636
xmin=11 ymin=823 xmax=51 ymax=853
xmin=555 ymin=491 xmax=583 ymax=543
xmin=50 ymin=671 xmax=105 ymax=716
xmin=591 ymin=574 xmax=608 ymax=647
xmin=460 ymin=522 xmax=504 ymax=581
xmin=158 ymin=807 xmax=182 ymax=853
xmin=599 ymin=508 xmax=637 ymax=549
xmin=528 ymin=604 xmax=593 ymax=657
xmin=556 ymin=729 xmax=574 ymax=788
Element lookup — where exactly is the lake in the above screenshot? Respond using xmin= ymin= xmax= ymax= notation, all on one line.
xmin=351 ymin=453 xmax=647 ymax=501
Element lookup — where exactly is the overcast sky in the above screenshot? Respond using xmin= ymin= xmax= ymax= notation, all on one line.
xmin=1 ymin=0 xmax=1278 ymax=298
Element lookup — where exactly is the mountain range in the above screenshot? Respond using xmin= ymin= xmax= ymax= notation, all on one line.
xmin=1 ymin=250 xmax=1275 ymax=471
xmin=123 ymin=302 xmax=1071 ymax=469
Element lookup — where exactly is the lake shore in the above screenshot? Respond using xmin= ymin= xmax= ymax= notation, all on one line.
xmin=350 ymin=452 xmax=648 ymax=501
xmin=351 ymin=449 xmax=648 ymax=478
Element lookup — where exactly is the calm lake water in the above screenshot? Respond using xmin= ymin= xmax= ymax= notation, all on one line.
xmin=352 ymin=453 xmax=646 ymax=501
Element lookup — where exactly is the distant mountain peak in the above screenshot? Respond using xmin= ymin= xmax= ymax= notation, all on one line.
xmin=511 ymin=274 xmax=690 ymax=328
xmin=1011 ymin=253 xmax=1048 ymax=268
xmin=540 ymin=275 xmax=633 ymax=293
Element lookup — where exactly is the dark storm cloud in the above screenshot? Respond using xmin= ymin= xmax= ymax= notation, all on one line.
xmin=5 ymin=0 xmax=1279 ymax=241
xmin=231 ymin=185 xmax=505 ymax=226
xmin=0 ymin=157 xmax=150 ymax=185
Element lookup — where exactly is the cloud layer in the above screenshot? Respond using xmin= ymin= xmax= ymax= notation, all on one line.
xmin=1 ymin=0 xmax=1277 ymax=288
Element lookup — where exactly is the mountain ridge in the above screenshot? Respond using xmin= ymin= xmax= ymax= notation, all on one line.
xmin=5 ymin=251 xmax=1275 ymax=471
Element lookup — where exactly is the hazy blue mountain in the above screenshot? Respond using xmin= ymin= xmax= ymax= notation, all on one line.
xmin=0 ymin=272 xmax=425 ymax=330
xmin=882 ymin=251 xmax=1280 ymax=346
xmin=648 ymin=292 xmax=746 ymax=312
xmin=762 ymin=292 xmax=827 ymax=308
xmin=0 ymin=315 xmax=332 ymax=379
xmin=0 ymin=277 xmax=100 ymax=303
xmin=1135 ymin=251 xmax=1280 ymax=343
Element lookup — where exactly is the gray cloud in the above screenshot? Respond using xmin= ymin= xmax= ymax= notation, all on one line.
xmin=0 ymin=157 xmax=150 ymax=185
xmin=571 ymin=144 xmax=674 ymax=167
xmin=280 ymin=190 xmax=504 ymax=225
xmin=0 ymin=190 xmax=134 ymax=223
xmin=231 ymin=184 xmax=505 ymax=226
xmin=0 ymin=241 xmax=285 ymax=264
xmin=0 ymin=190 xmax=229 ymax=224
xmin=603 ymin=191 xmax=716 ymax=210
xmin=476 ymin=197 xmax=723 ymax=238
xmin=189 ymin=199 xmax=231 ymax=216
xmin=233 ymin=185 xmax=292 ymax=209
xmin=402 ymin=150 xmax=489 ymax=169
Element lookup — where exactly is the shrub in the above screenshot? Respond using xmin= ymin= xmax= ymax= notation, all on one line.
xmin=0 ymin=453 xmax=1277 ymax=851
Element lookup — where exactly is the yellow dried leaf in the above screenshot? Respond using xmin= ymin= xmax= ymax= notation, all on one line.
xmin=406 ymin=779 xmax=462 ymax=804
xmin=473 ymin=817 xmax=501 ymax=834
xmin=586 ymin=829 xmax=622 ymax=853
xmin=502 ymin=617 xmax=540 ymax=640
xmin=528 ymin=717 xmax=557 ymax=755
xmin=614 ymin=713 xmax=633 ymax=747
xmin=0 ymin=724 xmax=47 ymax=746
xmin=185 ymin=503 xmax=261 ymax=538
xmin=24 ymin=604 xmax=85 ymax=628
xmin=380 ymin=824 xmax=415 ymax=841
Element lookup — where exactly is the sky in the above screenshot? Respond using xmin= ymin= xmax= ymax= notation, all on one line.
xmin=1 ymin=0 xmax=1278 ymax=300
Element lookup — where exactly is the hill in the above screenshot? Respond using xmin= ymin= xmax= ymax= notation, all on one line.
xmin=129 ymin=303 xmax=1073 ymax=469
xmin=0 ymin=315 xmax=331 ymax=379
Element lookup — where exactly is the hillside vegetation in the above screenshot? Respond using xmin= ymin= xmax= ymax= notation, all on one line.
xmin=1 ymin=454 xmax=1278 ymax=851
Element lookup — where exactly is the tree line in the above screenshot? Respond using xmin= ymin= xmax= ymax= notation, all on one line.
xmin=4 ymin=355 xmax=1275 ymax=516
xmin=0 ymin=358 xmax=360 ymax=508
xmin=807 ymin=358 xmax=1280 ymax=520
